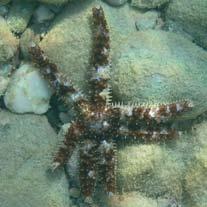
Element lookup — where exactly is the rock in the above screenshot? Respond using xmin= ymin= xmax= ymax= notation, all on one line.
xmin=111 ymin=30 xmax=207 ymax=120
xmin=107 ymin=192 xmax=158 ymax=207
xmin=20 ymin=28 xmax=39 ymax=60
xmin=135 ymin=11 xmax=161 ymax=30
xmin=0 ymin=63 xmax=13 ymax=95
xmin=69 ymin=188 xmax=80 ymax=198
xmin=0 ymin=0 xmax=11 ymax=5
xmin=4 ymin=63 xmax=52 ymax=114
xmin=103 ymin=0 xmax=128 ymax=7
xmin=38 ymin=0 xmax=68 ymax=4
xmin=185 ymin=121 xmax=207 ymax=207
xmin=0 ymin=76 xmax=9 ymax=95
xmin=0 ymin=110 xmax=71 ymax=207
xmin=117 ymin=144 xmax=183 ymax=199
xmin=33 ymin=5 xmax=55 ymax=24
xmin=165 ymin=0 xmax=207 ymax=49
xmin=0 ymin=17 xmax=19 ymax=63
xmin=7 ymin=0 xmax=36 ymax=34
xmin=131 ymin=0 xmax=169 ymax=9
xmin=0 ymin=5 xmax=8 ymax=17
xmin=40 ymin=0 xmax=138 ymax=94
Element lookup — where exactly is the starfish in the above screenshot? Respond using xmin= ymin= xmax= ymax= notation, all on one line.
xmin=29 ymin=6 xmax=193 ymax=206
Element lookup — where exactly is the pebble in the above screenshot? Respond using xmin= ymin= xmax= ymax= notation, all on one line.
xmin=33 ymin=5 xmax=55 ymax=24
xmin=4 ymin=63 xmax=52 ymax=114
xmin=69 ymin=187 xmax=80 ymax=198
xmin=0 ymin=0 xmax=11 ymax=5
xmin=103 ymin=0 xmax=128 ymax=6
xmin=0 ymin=5 xmax=8 ymax=17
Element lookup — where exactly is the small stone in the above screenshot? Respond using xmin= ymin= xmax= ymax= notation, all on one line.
xmin=0 ymin=0 xmax=11 ymax=5
xmin=33 ymin=5 xmax=55 ymax=24
xmin=0 ymin=110 xmax=71 ymax=207
xmin=0 ymin=5 xmax=8 ymax=17
xmin=135 ymin=11 xmax=160 ymax=30
xmin=4 ymin=63 xmax=52 ymax=114
xmin=7 ymin=0 xmax=36 ymax=34
xmin=103 ymin=0 xmax=127 ymax=7
xmin=69 ymin=187 xmax=80 ymax=198
xmin=131 ymin=0 xmax=170 ymax=9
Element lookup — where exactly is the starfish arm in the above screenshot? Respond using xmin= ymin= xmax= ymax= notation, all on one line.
xmin=90 ymin=6 xmax=111 ymax=106
xmin=99 ymin=140 xmax=117 ymax=196
xmin=29 ymin=44 xmax=86 ymax=106
xmin=52 ymin=122 xmax=84 ymax=170
xmin=79 ymin=139 xmax=98 ymax=203
xmin=112 ymin=100 xmax=193 ymax=124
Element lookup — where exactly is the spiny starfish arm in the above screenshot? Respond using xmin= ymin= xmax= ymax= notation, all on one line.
xmin=118 ymin=127 xmax=179 ymax=142
xmin=112 ymin=100 xmax=193 ymax=124
xmin=98 ymin=140 xmax=117 ymax=196
xmin=28 ymin=44 xmax=86 ymax=106
xmin=90 ymin=6 xmax=111 ymax=106
xmin=52 ymin=122 xmax=84 ymax=170
xmin=79 ymin=139 xmax=98 ymax=203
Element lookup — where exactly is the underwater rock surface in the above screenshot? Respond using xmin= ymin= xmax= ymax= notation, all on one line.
xmin=166 ymin=0 xmax=207 ymax=49
xmin=135 ymin=11 xmax=161 ymax=31
xmin=185 ymin=121 xmax=207 ymax=207
xmin=0 ymin=110 xmax=71 ymax=207
xmin=38 ymin=0 xmax=68 ymax=5
xmin=4 ymin=63 xmax=52 ymax=114
xmin=111 ymin=30 xmax=207 ymax=120
xmin=0 ymin=17 xmax=18 ymax=63
xmin=117 ymin=143 xmax=183 ymax=200
xmin=107 ymin=192 xmax=158 ymax=207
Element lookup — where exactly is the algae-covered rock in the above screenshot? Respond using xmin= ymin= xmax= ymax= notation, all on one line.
xmin=38 ymin=0 xmax=68 ymax=4
xmin=111 ymin=30 xmax=207 ymax=120
xmin=117 ymin=144 xmax=183 ymax=200
xmin=4 ymin=63 xmax=52 ymax=114
xmin=166 ymin=0 xmax=207 ymax=49
xmin=135 ymin=11 xmax=161 ymax=30
xmin=103 ymin=0 xmax=128 ymax=7
xmin=107 ymin=192 xmax=158 ymax=207
xmin=185 ymin=121 xmax=207 ymax=207
xmin=131 ymin=0 xmax=169 ymax=9
xmin=0 ymin=0 xmax=10 ymax=5
xmin=40 ymin=0 xmax=138 ymax=94
xmin=0 ymin=17 xmax=18 ymax=63
xmin=7 ymin=0 xmax=36 ymax=34
xmin=0 ymin=110 xmax=71 ymax=207
xmin=20 ymin=28 xmax=39 ymax=60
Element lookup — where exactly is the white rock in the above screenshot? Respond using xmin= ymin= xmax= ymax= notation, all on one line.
xmin=4 ymin=63 xmax=52 ymax=114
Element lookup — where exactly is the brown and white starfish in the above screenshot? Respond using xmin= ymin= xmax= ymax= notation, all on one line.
xmin=29 ymin=6 xmax=193 ymax=206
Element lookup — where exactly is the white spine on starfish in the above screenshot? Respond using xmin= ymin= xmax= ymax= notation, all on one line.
xmin=94 ymin=65 xmax=110 ymax=80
